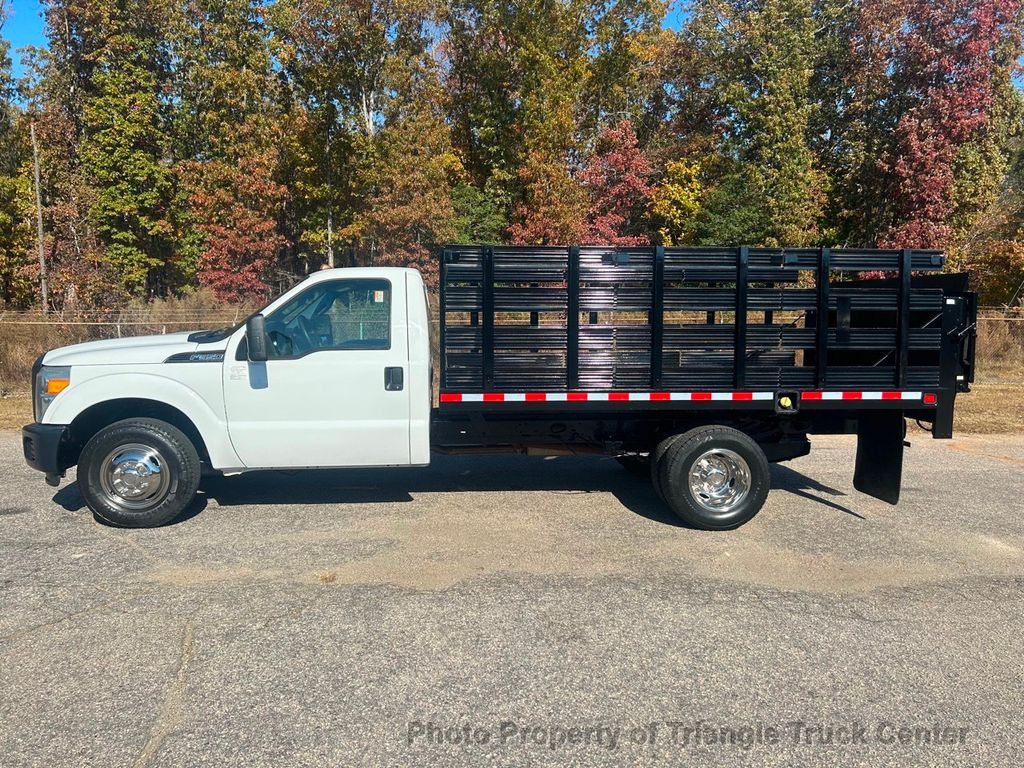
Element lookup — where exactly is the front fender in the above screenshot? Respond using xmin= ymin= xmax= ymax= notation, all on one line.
xmin=44 ymin=371 xmax=243 ymax=470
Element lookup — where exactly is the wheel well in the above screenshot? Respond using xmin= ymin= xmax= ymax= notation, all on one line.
xmin=66 ymin=399 xmax=211 ymax=466
xmin=644 ymin=416 xmax=799 ymax=451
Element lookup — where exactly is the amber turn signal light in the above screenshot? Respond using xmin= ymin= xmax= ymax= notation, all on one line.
xmin=46 ymin=379 xmax=70 ymax=395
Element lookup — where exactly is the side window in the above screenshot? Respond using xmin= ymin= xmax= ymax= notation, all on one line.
xmin=264 ymin=279 xmax=391 ymax=358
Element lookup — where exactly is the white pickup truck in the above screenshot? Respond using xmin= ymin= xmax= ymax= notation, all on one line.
xmin=22 ymin=246 xmax=976 ymax=529
xmin=24 ymin=268 xmax=432 ymax=527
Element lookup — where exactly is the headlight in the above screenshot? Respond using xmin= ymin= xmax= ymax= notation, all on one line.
xmin=34 ymin=366 xmax=71 ymax=422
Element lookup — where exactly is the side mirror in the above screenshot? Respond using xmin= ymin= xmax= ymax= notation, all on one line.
xmin=246 ymin=314 xmax=269 ymax=362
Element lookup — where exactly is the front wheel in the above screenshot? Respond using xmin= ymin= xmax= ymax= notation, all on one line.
xmin=77 ymin=418 xmax=201 ymax=528
xmin=654 ymin=426 xmax=770 ymax=530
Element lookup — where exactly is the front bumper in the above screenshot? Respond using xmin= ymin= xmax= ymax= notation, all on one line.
xmin=22 ymin=423 xmax=70 ymax=475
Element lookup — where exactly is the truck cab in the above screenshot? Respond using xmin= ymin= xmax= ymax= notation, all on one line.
xmin=218 ymin=268 xmax=432 ymax=469
xmin=23 ymin=268 xmax=433 ymax=526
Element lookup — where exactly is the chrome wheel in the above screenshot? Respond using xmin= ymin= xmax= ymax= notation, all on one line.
xmin=97 ymin=443 xmax=171 ymax=511
xmin=688 ymin=448 xmax=751 ymax=513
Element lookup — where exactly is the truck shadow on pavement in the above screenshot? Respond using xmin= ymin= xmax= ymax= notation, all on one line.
xmin=53 ymin=453 xmax=863 ymax=527
xmin=52 ymin=487 xmax=211 ymax=527
xmin=769 ymin=465 xmax=863 ymax=519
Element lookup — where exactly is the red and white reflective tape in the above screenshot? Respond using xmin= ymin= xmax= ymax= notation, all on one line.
xmin=441 ymin=391 xmax=773 ymax=403
xmin=439 ymin=390 xmax=938 ymax=404
xmin=800 ymin=391 xmax=928 ymax=402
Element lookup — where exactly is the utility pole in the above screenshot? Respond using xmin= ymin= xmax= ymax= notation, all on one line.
xmin=30 ymin=121 xmax=48 ymax=315
xmin=326 ymin=121 xmax=334 ymax=268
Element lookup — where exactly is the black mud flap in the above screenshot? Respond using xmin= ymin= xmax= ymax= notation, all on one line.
xmin=853 ymin=412 xmax=905 ymax=505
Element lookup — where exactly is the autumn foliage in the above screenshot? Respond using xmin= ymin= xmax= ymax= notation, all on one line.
xmin=184 ymin=154 xmax=288 ymax=301
xmin=580 ymin=121 xmax=653 ymax=246
xmin=868 ymin=0 xmax=1022 ymax=249
xmin=1 ymin=0 xmax=1023 ymax=307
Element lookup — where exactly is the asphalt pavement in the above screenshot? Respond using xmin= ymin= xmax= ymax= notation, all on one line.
xmin=1 ymin=431 xmax=1022 ymax=767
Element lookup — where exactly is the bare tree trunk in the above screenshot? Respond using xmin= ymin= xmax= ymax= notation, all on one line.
xmin=30 ymin=122 xmax=49 ymax=315
xmin=326 ymin=211 xmax=334 ymax=268
xmin=326 ymin=123 xmax=334 ymax=268
xmin=360 ymin=90 xmax=376 ymax=137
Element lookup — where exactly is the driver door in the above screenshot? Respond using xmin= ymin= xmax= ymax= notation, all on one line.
xmin=222 ymin=275 xmax=411 ymax=468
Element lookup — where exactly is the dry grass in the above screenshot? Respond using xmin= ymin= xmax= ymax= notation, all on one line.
xmin=975 ymin=315 xmax=1024 ymax=382
xmin=952 ymin=316 xmax=1024 ymax=432
xmin=950 ymin=382 xmax=1024 ymax=434
xmin=0 ymin=396 xmax=31 ymax=429
xmin=0 ymin=323 xmax=91 ymax=395
xmin=0 ymin=290 xmax=249 ymax=396
xmin=2 ymin=302 xmax=1021 ymax=433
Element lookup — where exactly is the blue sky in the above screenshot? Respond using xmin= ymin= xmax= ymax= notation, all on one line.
xmin=4 ymin=0 xmax=688 ymax=82
xmin=3 ymin=0 xmax=44 ymax=80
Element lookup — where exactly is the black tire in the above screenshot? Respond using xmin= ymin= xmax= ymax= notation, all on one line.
xmin=77 ymin=418 xmax=201 ymax=528
xmin=650 ymin=433 xmax=685 ymax=502
xmin=657 ymin=426 xmax=770 ymax=530
xmin=616 ymin=454 xmax=650 ymax=477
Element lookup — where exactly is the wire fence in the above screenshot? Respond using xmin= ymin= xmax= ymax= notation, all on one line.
xmin=0 ymin=306 xmax=1019 ymax=334
xmin=978 ymin=308 xmax=1024 ymax=320
xmin=1 ymin=305 xmax=1021 ymax=395
xmin=0 ymin=308 xmax=246 ymax=332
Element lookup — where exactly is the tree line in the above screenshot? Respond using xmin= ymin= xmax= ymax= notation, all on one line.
xmin=0 ymin=0 xmax=1023 ymax=308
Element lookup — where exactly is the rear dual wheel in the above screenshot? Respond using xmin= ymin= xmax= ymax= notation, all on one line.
xmin=651 ymin=426 xmax=770 ymax=530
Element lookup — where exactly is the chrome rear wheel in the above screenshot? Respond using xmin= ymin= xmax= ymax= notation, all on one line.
xmin=654 ymin=426 xmax=770 ymax=529
xmin=688 ymin=448 xmax=751 ymax=513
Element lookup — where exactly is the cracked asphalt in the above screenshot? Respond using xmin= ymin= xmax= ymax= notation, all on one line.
xmin=1 ymin=430 xmax=1022 ymax=767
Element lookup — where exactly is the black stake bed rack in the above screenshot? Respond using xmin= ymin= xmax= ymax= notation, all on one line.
xmin=437 ymin=245 xmax=977 ymax=437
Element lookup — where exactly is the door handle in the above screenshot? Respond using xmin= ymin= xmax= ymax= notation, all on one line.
xmin=384 ymin=366 xmax=404 ymax=391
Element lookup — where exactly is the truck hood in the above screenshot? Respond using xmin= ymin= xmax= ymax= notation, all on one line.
xmin=42 ymin=332 xmax=226 ymax=366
